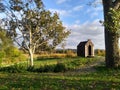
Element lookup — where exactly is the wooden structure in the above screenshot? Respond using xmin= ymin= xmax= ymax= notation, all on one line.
xmin=77 ymin=39 xmax=94 ymax=57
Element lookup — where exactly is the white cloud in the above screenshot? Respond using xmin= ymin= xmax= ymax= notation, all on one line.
xmin=91 ymin=12 xmax=99 ymax=18
xmin=49 ymin=9 xmax=72 ymax=17
xmin=73 ymin=5 xmax=83 ymax=11
xmin=49 ymin=8 xmax=71 ymax=17
xmin=56 ymin=0 xmax=70 ymax=4
xmin=86 ymin=6 xmax=103 ymax=18
xmin=64 ymin=19 xmax=105 ymax=49
xmin=93 ymin=0 xmax=102 ymax=5
xmin=74 ymin=20 xmax=80 ymax=24
xmin=87 ymin=6 xmax=103 ymax=13
xmin=94 ymin=6 xmax=103 ymax=12
xmin=49 ymin=5 xmax=84 ymax=18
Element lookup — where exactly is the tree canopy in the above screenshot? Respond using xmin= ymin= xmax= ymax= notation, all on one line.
xmin=0 ymin=0 xmax=70 ymax=66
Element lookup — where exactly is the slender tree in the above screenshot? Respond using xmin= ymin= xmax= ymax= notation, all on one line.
xmin=0 ymin=0 xmax=70 ymax=67
xmin=61 ymin=40 xmax=66 ymax=53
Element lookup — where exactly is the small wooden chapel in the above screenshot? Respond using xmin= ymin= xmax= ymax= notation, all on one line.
xmin=77 ymin=39 xmax=94 ymax=57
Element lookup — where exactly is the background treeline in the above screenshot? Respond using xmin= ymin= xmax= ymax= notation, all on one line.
xmin=55 ymin=49 xmax=105 ymax=57
xmin=34 ymin=48 xmax=105 ymax=58
xmin=95 ymin=49 xmax=105 ymax=56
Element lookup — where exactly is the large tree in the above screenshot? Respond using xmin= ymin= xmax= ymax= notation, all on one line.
xmin=0 ymin=0 xmax=70 ymax=67
xmin=102 ymin=0 xmax=120 ymax=68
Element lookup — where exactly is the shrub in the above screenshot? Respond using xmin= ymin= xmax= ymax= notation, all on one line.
xmin=0 ymin=64 xmax=27 ymax=73
xmin=27 ymin=62 xmax=67 ymax=73
xmin=5 ymin=46 xmax=22 ymax=57
xmin=27 ymin=66 xmax=35 ymax=72
xmin=34 ymin=65 xmax=55 ymax=72
xmin=35 ymin=66 xmax=44 ymax=72
xmin=54 ymin=62 xmax=66 ymax=72
xmin=2 ymin=46 xmax=27 ymax=65
xmin=44 ymin=65 xmax=55 ymax=72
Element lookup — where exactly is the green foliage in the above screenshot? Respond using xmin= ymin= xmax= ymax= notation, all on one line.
xmin=0 ymin=47 xmax=27 ymax=65
xmin=5 ymin=46 xmax=22 ymax=57
xmin=0 ymin=51 xmax=6 ymax=64
xmin=0 ymin=29 xmax=13 ymax=48
xmin=0 ymin=29 xmax=27 ymax=65
xmin=105 ymin=8 xmax=120 ymax=35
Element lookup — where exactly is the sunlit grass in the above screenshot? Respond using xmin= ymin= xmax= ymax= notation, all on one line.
xmin=33 ymin=57 xmax=99 ymax=70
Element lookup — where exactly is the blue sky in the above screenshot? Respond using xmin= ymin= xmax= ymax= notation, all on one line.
xmin=43 ymin=0 xmax=104 ymax=49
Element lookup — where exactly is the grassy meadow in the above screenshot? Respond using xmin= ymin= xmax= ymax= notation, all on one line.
xmin=0 ymin=55 xmax=120 ymax=90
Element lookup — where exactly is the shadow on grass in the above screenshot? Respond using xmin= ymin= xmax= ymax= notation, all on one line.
xmin=36 ymin=57 xmax=62 ymax=61
xmin=94 ymin=65 xmax=120 ymax=77
xmin=0 ymin=72 xmax=120 ymax=90
xmin=36 ymin=57 xmax=81 ymax=61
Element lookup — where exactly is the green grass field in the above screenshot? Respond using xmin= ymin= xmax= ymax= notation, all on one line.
xmin=0 ymin=57 xmax=120 ymax=90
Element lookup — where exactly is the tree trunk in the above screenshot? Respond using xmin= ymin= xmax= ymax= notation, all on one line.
xmin=29 ymin=28 xmax=34 ymax=67
xmin=102 ymin=0 xmax=120 ymax=68
xmin=105 ymin=30 xmax=120 ymax=68
xmin=29 ymin=49 xmax=34 ymax=67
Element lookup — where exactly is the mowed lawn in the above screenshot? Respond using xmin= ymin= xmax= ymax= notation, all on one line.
xmin=0 ymin=57 xmax=120 ymax=90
